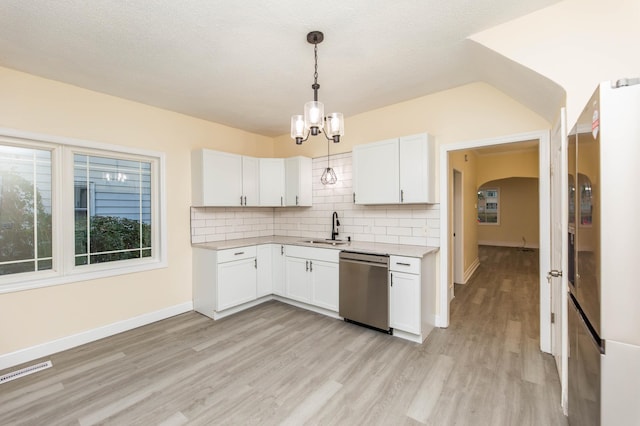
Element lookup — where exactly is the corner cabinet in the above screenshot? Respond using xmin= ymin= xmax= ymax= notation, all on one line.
xmin=352 ymin=133 xmax=435 ymax=204
xmin=191 ymin=149 xmax=259 ymax=207
xmin=192 ymin=149 xmax=311 ymax=207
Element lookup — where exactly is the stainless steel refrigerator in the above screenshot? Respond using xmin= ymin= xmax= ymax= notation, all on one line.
xmin=567 ymin=80 xmax=640 ymax=425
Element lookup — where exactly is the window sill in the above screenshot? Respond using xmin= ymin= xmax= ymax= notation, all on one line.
xmin=0 ymin=259 xmax=168 ymax=294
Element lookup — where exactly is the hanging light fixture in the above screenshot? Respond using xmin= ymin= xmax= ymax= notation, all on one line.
xmin=291 ymin=31 xmax=344 ymax=145
xmin=321 ymin=137 xmax=338 ymax=185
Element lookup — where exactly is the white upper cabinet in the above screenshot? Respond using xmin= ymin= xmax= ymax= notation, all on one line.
xmin=285 ymin=156 xmax=312 ymax=206
xmin=259 ymin=158 xmax=285 ymax=207
xmin=352 ymin=138 xmax=399 ymax=205
xmin=242 ymin=156 xmax=260 ymax=206
xmin=399 ymin=133 xmax=435 ymax=204
xmin=192 ymin=149 xmax=260 ymax=207
xmin=192 ymin=149 xmax=243 ymax=207
xmin=352 ymin=133 xmax=435 ymax=204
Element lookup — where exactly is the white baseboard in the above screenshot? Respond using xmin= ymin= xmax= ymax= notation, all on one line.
xmin=463 ymin=257 xmax=480 ymax=283
xmin=0 ymin=302 xmax=193 ymax=371
xmin=478 ymin=240 xmax=540 ymax=249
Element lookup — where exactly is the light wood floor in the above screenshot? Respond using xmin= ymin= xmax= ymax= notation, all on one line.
xmin=0 ymin=246 xmax=567 ymax=425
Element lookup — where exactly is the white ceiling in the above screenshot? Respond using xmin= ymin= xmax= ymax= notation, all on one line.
xmin=0 ymin=1 xmax=564 ymax=137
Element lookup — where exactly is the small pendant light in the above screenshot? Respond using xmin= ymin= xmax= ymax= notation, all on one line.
xmin=321 ymin=138 xmax=337 ymax=185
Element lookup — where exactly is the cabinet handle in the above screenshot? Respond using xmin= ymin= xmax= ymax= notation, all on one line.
xmin=234 ymin=251 xmax=245 ymax=256
xmin=391 ymin=272 xmax=393 ymax=287
xmin=254 ymin=258 xmax=257 ymax=269
xmin=353 ymin=193 xmax=356 ymax=203
xmin=309 ymin=261 xmax=313 ymax=272
xmin=281 ymin=245 xmax=284 ymax=255
xmin=296 ymin=195 xmax=299 ymax=206
xmin=396 ymin=262 xmax=411 ymax=266
xmin=306 ymin=260 xmax=309 ymax=271
xmin=281 ymin=196 xmax=283 ymax=206
xmin=240 ymin=195 xmax=244 ymax=206
xmin=244 ymin=195 xmax=247 ymax=205
xmin=401 ymin=189 xmax=404 ymax=202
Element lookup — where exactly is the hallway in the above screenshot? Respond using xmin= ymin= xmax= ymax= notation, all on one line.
xmin=425 ymin=245 xmax=566 ymax=424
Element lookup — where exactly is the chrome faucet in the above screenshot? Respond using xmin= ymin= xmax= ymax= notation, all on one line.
xmin=331 ymin=211 xmax=340 ymax=240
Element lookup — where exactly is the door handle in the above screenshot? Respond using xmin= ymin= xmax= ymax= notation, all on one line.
xmin=281 ymin=245 xmax=284 ymax=255
xmin=309 ymin=261 xmax=313 ymax=272
xmin=390 ymin=272 xmax=393 ymax=287
xmin=254 ymin=258 xmax=257 ymax=269
xmin=296 ymin=195 xmax=299 ymax=206
xmin=244 ymin=196 xmax=247 ymax=205
xmin=240 ymin=195 xmax=244 ymax=206
xmin=306 ymin=260 xmax=309 ymax=271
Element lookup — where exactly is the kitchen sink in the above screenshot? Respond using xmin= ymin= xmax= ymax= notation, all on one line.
xmin=300 ymin=239 xmax=349 ymax=246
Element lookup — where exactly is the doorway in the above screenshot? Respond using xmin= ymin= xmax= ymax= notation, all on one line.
xmin=439 ymin=130 xmax=552 ymax=353
xmin=453 ymin=169 xmax=463 ymax=288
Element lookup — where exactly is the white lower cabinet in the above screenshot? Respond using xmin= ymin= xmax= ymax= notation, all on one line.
xmin=272 ymin=244 xmax=286 ymax=296
xmin=217 ymin=257 xmax=257 ymax=311
xmin=389 ymin=271 xmax=420 ymax=334
xmin=256 ymin=245 xmax=273 ymax=298
xmin=284 ymin=245 xmax=339 ymax=312
xmin=310 ymin=260 xmax=339 ymax=311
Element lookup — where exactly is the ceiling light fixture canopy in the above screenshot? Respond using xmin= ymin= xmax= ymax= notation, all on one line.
xmin=291 ymin=31 xmax=344 ymax=145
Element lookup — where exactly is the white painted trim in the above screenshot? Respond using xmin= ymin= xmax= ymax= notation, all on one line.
xmin=478 ymin=240 xmax=540 ymax=249
xmin=0 ymin=302 xmax=193 ymax=371
xmin=212 ymin=296 xmax=273 ymax=320
xmin=439 ymin=130 xmax=551 ymax=355
xmin=463 ymin=257 xmax=481 ymax=284
xmin=272 ymin=296 xmax=341 ymax=320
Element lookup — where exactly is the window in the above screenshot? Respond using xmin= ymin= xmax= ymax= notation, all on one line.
xmin=477 ymin=188 xmax=499 ymax=224
xmin=0 ymin=145 xmax=53 ymax=275
xmin=0 ymin=131 xmax=165 ymax=292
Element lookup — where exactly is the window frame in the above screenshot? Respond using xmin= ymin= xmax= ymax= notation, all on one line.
xmin=0 ymin=128 xmax=167 ymax=293
xmin=477 ymin=187 xmax=500 ymax=225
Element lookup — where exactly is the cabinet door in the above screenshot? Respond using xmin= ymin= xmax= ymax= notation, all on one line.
xmin=272 ymin=244 xmax=286 ymax=296
xmin=285 ymin=256 xmax=311 ymax=303
xmin=256 ymin=245 xmax=273 ymax=298
xmin=259 ymin=158 xmax=285 ymax=207
xmin=399 ymin=133 xmax=434 ymax=203
xmin=285 ymin=156 xmax=312 ymax=206
xmin=310 ymin=260 xmax=339 ymax=311
xmin=389 ymin=271 xmax=420 ymax=334
xmin=193 ymin=150 xmax=243 ymax=206
xmin=242 ymin=156 xmax=260 ymax=206
xmin=353 ymin=138 xmax=399 ymax=204
xmin=217 ymin=258 xmax=257 ymax=311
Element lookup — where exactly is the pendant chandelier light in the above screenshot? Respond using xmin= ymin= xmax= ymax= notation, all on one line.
xmin=321 ymin=137 xmax=338 ymax=185
xmin=291 ymin=31 xmax=344 ymax=145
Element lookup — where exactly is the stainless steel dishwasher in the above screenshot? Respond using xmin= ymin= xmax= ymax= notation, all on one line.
xmin=339 ymin=251 xmax=391 ymax=333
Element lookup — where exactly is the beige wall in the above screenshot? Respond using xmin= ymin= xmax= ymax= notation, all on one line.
xmin=476 ymin=149 xmax=539 ymax=187
xmin=478 ymin=177 xmax=540 ymax=247
xmin=0 ymin=66 xmax=272 ymax=355
xmin=470 ymin=0 xmax=640 ymax=127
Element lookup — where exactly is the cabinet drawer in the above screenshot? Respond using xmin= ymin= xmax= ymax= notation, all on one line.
xmin=285 ymin=245 xmax=339 ymax=263
xmin=390 ymin=255 xmax=420 ymax=274
xmin=218 ymin=246 xmax=257 ymax=263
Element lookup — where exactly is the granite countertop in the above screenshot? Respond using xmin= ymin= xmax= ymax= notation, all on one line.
xmin=192 ymin=235 xmax=439 ymax=258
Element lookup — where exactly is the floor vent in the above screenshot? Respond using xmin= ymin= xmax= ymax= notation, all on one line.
xmin=0 ymin=360 xmax=53 ymax=385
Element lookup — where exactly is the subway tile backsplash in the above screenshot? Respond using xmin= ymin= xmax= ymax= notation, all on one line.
xmin=191 ymin=152 xmax=440 ymax=247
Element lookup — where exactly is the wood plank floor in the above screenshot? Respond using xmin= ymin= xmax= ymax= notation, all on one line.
xmin=0 ymin=246 xmax=567 ymax=425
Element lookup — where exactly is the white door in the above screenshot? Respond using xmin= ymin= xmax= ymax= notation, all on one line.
xmin=399 ymin=133 xmax=433 ymax=203
xmin=202 ymin=150 xmax=243 ymax=206
xmin=549 ymin=108 xmax=568 ymax=409
xmin=453 ymin=169 xmax=463 ymax=285
xmin=217 ymin=258 xmax=257 ymax=311
xmin=256 ymin=245 xmax=273 ymax=298
xmin=389 ymin=271 xmax=420 ymax=334
xmin=285 ymin=256 xmax=311 ymax=303
xmin=310 ymin=260 xmax=339 ymax=311
xmin=259 ymin=158 xmax=285 ymax=206
xmin=353 ymin=138 xmax=399 ymax=204
xmin=242 ymin=156 xmax=260 ymax=206
xmin=272 ymin=244 xmax=286 ymax=296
